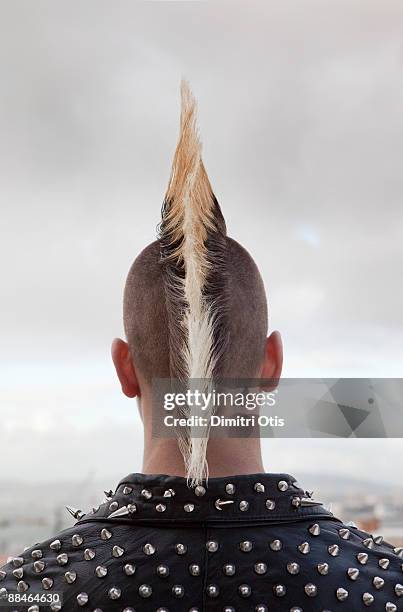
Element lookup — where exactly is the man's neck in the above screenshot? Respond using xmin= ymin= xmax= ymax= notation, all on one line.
xmin=142 ymin=436 xmax=265 ymax=478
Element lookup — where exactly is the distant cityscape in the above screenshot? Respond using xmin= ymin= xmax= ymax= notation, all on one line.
xmin=0 ymin=472 xmax=402 ymax=565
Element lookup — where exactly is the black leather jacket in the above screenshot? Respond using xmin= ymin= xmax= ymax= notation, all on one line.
xmin=0 ymin=473 xmax=402 ymax=611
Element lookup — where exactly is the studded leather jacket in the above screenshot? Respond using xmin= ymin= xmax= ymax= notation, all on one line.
xmin=0 ymin=473 xmax=402 ymax=612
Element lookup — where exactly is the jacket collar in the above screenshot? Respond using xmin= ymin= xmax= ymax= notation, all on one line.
xmin=75 ymin=472 xmax=336 ymax=525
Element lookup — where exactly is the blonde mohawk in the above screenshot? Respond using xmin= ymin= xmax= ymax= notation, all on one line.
xmin=159 ymin=81 xmax=229 ymax=486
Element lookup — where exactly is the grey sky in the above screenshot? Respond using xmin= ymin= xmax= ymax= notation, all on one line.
xmin=0 ymin=1 xmax=402 ymax=484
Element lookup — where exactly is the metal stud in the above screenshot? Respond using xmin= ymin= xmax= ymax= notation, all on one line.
xmin=141 ymin=488 xmax=152 ymax=500
xmin=317 ymin=562 xmax=329 ymax=575
xmin=112 ymin=545 xmax=124 ymax=557
xmin=298 ymin=541 xmax=310 ymax=554
xmin=50 ymin=603 xmax=61 ymax=612
xmin=50 ymin=539 xmax=61 ymax=551
xmin=336 ymin=587 xmax=349 ymax=601
xmin=254 ymin=562 xmax=267 ymax=575
xmin=239 ymin=500 xmax=249 ymax=511
xmin=379 ymin=558 xmax=390 ymax=570
xmin=195 ymin=485 xmax=206 ymax=497
xmin=254 ymin=482 xmax=265 ymax=493
xmin=184 ymin=503 xmax=195 ymax=513
xmin=33 ymin=560 xmax=45 ymax=573
xmin=339 ymin=528 xmax=350 ymax=540
xmin=156 ymin=503 xmax=166 ymax=513
xmin=143 ymin=543 xmax=156 ymax=555
xmin=386 ymin=603 xmax=397 ymax=612
xmin=77 ymin=592 xmax=89 ymax=606
xmin=240 ymin=540 xmax=253 ymax=552
xmin=238 ymin=584 xmax=251 ymax=597
xmin=374 ymin=535 xmax=384 ymax=545
xmin=270 ymin=539 xmax=282 ymax=551
xmin=124 ymin=563 xmax=136 ymax=576
xmin=363 ymin=592 xmax=374 ymax=606
xmin=175 ymin=543 xmax=187 ymax=555
xmin=108 ymin=587 xmax=121 ymax=600
xmin=84 ymin=548 xmax=95 ymax=561
xmin=95 ymin=565 xmax=107 ymax=578
xmin=172 ymin=584 xmax=184 ymax=598
xmin=395 ymin=583 xmax=403 ymax=596
xmin=31 ymin=549 xmax=42 ymax=560
xmin=0 ymin=588 xmax=7 ymax=599
xmin=64 ymin=571 xmax=77 ymax=584
xmin=273 ymin=584 xmax=286 ymax=597
xmin=127 ymin=503 xmax=137 ymax=514
xmin=328 ymin=544 xmax=340 ymax=556
xmin=157 ymin=564 xmax=169 ymax=577
xmin=394 ymin=547 xmax=403 ymax=558
xmin=206 ymin=540 xmax=219 ymax=552
xmin=27 ymin=606 xmax=39 ymax=612
xmin=225 ymin=483 xmax=235 ymax=494
xmin=0 ymin=571 xmax=6 ymax=581
xmin=42 ymin=577 xmax=53 ymax=590
xmin=189 ymin=563 xmax=201 ymax=576
xmin=207 ymin=584 xmax=219 ymax=598
xmin=309 ymin=523 xmax=320 ymax=536
xmin=223 ymin=563 xmax=236 ymax=576
xmin=13 ymin=567 xmax=24 ymax=579
xmin=122 ymin=485 xmax=133 ymax=495
xmin=363 ymin=537 xmax=375 ymax=549
xmin=163 ymin=488 xmax=175 ymax=497
xmin=304 ymin=583 xmax=318 ymax=597
xmin=11 ymin=557 xmax=24 ymax=567
xmin=255 ymin=606 xmax=268 ymax=612
xmin=56 ymin=553 xmax=68 ymax=566
xmin=373 ymin=576 xmax=384 ymax=589
xmin=291 ymin=497 xmax=301 ymax=508
xmin=357 ymin=552 xmax=369 ymax=565
xmin=100 ymin=528 xmax=112 ymax=540
xmin=347 ymin=567 xmax=359 ymax=581
xmin=109 ymin=501 xmax=118 ymax=512
xmin=287 ymin=562 xmax=300 ymax=575
xmin=278 ymin=480 xmax=289 ymax=491
xmin=266 ymin=499 xmax=275 ymax=510
xmin=72 ymin=534 xmax=83 ymax=547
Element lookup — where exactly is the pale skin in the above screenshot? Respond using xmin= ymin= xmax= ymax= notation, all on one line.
xmin=111 ymin=332 xmax=283 ymax=478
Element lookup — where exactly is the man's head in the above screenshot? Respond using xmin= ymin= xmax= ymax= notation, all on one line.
xmin=112 ymin=82 xmax=282 ymax=482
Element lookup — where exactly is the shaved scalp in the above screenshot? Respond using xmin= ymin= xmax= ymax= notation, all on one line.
xmin=123 ymin=82 xmax=268 ymax=484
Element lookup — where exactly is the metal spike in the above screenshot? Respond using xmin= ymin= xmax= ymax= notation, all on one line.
xmin=298 ymin=541 xmax=310 ymax=554
xmin=108 ymin=587 xmax=121 ymax=600
xmin=31 ymin=549 xmax=42 ymax=560
xmin=363 ymin=537 xmax=374 ymax=549
xmin=17 ymin=580 xmax=29 ymax=593
xmin=304 ymin=583 xmax=317 ymax=597
xmin=109 ymin=505 xmax=130 ymax=519
xmin=42 ymin=577 xmax=53 ymax=590
xmin=309 ymin=523 xmax=320 ymax=536
xmin=112 ymin=545 xmax=124 ymax=558
xmin=374 ymin=535 xmax=384 ymax=545
xmin=270 ymin=539 xmax=282 ymax=551
xmin=95 ymin=565 xmax=107 ymax=578
xmin=287 ymin=562 xmax=300 ymax=575
xmin=104 ymin=490 xmax=113 ymax=498
xmin=64 ymin=571 xmax=77 ymax=584
xmin=124 ymin=563 xmax=136 ymax=576
xmin=395 ymin=583 xmax=403 ymax=596
xmin=291 ymin=496 xmax=301 ymax=507
xmin=56 ymin=553 xmax=68 ymax=566
xmin=215 ymin=498 xmax=234 ymax=510
xmin=347 ymin=567 xmax=359 ymax=581
xmin=0 ymin=571 xmax=6 ymax=581
xmin=65 ymin=506 xmax=85 ymax=520
xmin=254 ymin=482 xmax=265 ymax=493
xmin=300 ymin=498 xmax=323 ymax=507
xmin=362 ymin=592 xmax=374 ymax=606
xmin=11 ymin=557 xmax=24 ymax=568
xmin=13 ymin=568 xmax=24 ymax=579
xmin=386 ymin=603 xmax=397 ymax=612
xmin=339 ymin=528 xmax=350 ymax=540
xmin=163 ymin=488 xmax=175 ymax=497
xmin=72 ymin=534 xmax=83 ymax=547
xmin=373 ymin=576 xmax=384 ymax=589
xmin=109 ymin=501 xmax=118 ymax=512
xmin=122 ymin=486 xmax=133 ymax=495
xmin=394 ymin=547 xmax=403 ymax=558
xmin=317 ymin=563 xmax=329 ymax=575
xmin=49 ymin=539 xmax=61 ymax=551
xmin=336 ymin=587 xmax=349 ymax=601
xmin=100 ymin=528 xmax=112 ymax=540
xmin=328 ymin=544 xmax=340 ymax=557
xmin=357 ymin=552 xmax=369 ymax=564
xmin=127 ymin=503 xmax=137 ymax=513
xmin=33 ymin=560 xmax=45 ymax=573
xmin=84 ymin=548 xmax=95 ymax=561
xmin=379 ymin=558 xmax=390 ymax=570
xmin=141 ymin=488 xmax=152 ymax=500
xmin=76 ymin=592 xmax=89 ymax=606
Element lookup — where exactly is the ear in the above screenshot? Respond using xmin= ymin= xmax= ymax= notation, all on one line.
xmin=260 ymin=331 xmax=283 ymax=391
xmin=111 ymin=338 xmax=140 ymax=398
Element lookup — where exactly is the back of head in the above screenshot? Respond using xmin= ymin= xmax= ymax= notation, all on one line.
xmin=123 ymin=82 xmax=268 ymax=483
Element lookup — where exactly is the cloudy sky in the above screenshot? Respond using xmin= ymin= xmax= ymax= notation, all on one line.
xmin=1 ymin=1 xmax=402 ymax=488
